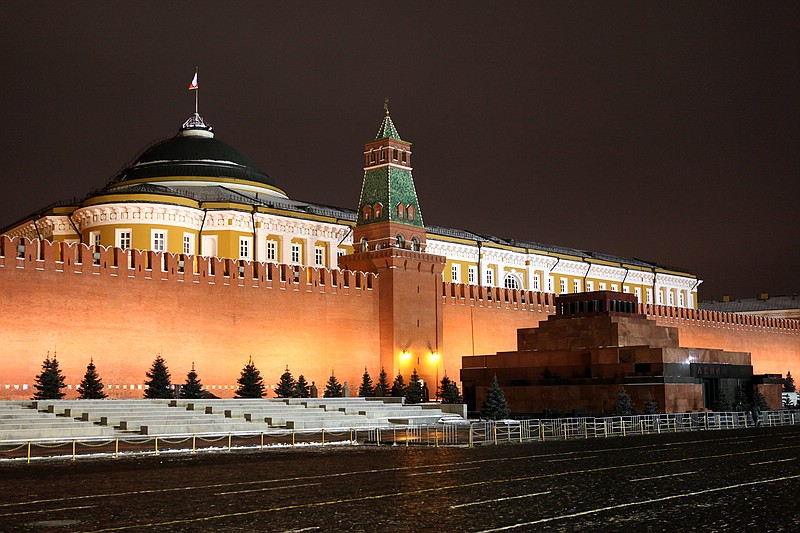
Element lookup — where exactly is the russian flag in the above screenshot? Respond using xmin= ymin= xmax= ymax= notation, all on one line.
xmin=188 ymin=72 xmax=198 ymax=91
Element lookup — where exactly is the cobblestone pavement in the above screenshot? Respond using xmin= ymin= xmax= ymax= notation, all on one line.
xmin=1 ymin=425 xmax=798 ymax=532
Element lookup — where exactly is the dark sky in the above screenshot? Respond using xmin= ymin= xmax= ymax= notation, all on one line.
xmin=1 ymin=2 xmax=797 ymax=301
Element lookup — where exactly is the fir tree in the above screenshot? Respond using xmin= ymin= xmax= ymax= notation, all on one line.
xmin=323 ymin=372 xmax=343 ymax=397
xmin=358 ymin=367 xmax=374 ymax=397
xmin=481 ymin=375 xmax=510 ymax=420
xmin=144 ymin=354 xmax=173 ymax=399
xmin=405 ymin=368 xmax=423 ymax=404
xmin=294 ymin=374 xmax=311 ymax=398
xmin=32 ymin=353 xmax=67 ymax=400
xmin=77 ymin=358 xmax=107 ymax=399
xmin=643 ymin=399 xmax=659 ymax=415
xmin=753 ymin=391 xmax=769 ymax=411
xmin=734 ymin=385 xmax=750 ymax=412
xmin=612 ymin=387 xmax=635 ymax=416
xmin=235 ymin=357 xmax=265 ymax=398
xmin=439 ymin=374 xmax=462 ymax=404
xmin=275 ymin=367 xmax=297 ymax=398
xmin=784 ymin=371 xmax=796 ymax=393
xmin=179 ymin=363 xmax=204 ymax=399
xmin=391 ymin=372 xmax=406 ymax=397
xmin=713 ymin=387 xmax=732 ymax=412
xmin=375 ymin=367 xmax=391 ymax=397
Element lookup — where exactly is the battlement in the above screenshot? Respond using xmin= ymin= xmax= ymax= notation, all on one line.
xmin=0 ymin=235 xmax=376 ymax=294
xmin=441 ymin=280 xmax=800 ymax=335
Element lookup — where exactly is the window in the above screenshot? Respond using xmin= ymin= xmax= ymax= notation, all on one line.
xmin=635 ymin=287 xmax=642 ymax=302
xmin=183 ymin=233 xmax=194 ymax=255
xmin=89 ymin=231 xmax=101 ymax=247
xmin=337 ymin=249 xmax=345 ymax=258
xmin=503 ymin=274 xmax=521 ymax=290
xmin=370 ymin=151 xmax=376 ymax=163
xmin=396 ymin=234 xmax=405 ymax=248
xmin=585 ymin=280 xmax=594 ymax=292
xmin=359 ymin=237 xmax=369 ymax=253
xmin=291 ymin=243 xmax=301 ymax=264
xmin=401 ymin=152 xmax=407 ymax=163
xmin=451 ymin=263 xmax=461 ymax=283
xmin=266 ymin=240 xmax=277 ymax=261
xmin=380 ymin=149 xmax=386 ymax=160
xmin=468 ymin=266 xmax=477 ymax=285
xmin=573 ymin=280 xmax=580 ymax=293
xmin=560 ymin=278 xmax=567 ymax=294
xmin=392 ymin=149 xmax=398 ymax=160
xmin=646 ymin=288 xmax=653 ymax=304
xmin=623 ymin=286 xmax=630 ymax=294
xmin=485 ymin=267 xmax=494 ymax=286
xmin=315 ymin=246 xmax=325 ymax=266
xmin=411 ymin=237 xmax=420 ymax=252
xmin=152 ymin=230 xmax=166 ymax=252
xmin=668 ymin=291 xmax=674 ymax=306
xmin=116 ymin=229 xmax=131 ymax=250
xmin=373 ymin=203 xmax=382 ymax=219
xmin=239 ymin=237 xmax=251 ymax=260
xmin=679 ymin=292 xmax=685 ymax=307
xmin=397 ymin=203 xmax=405 ymax=219
xmin=599 ymin=282 xmax=606 ymax=291
xmin=657 ymin=290 xmax=663 ymax=304
xmin=407 ymin=205 xmax=415 ymax=221
xmin=547 ymin=276 xmax=553 ymax=293
xmin=532 ymin=273 xmax=540 ymax=291
xmin=611 ymin=284 xmax=619 ymax=292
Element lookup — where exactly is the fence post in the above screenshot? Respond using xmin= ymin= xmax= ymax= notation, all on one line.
xmin=406 ymin=427 xmax=409 ymax=447
xmin=27 ymin=441 xmax=31 ymax=464
xmin=155 ymin=437 xmax=159 ymax=456
xmin=228 ymin=433 xmax=232 ymax=452
xmin=321 ymin=429 xmax=325 ymax=447
xmin=292 ymin=430 xmax=295 ymax=447
xmin=192 ymin=435 xmax=196 ymax=454
xmin=493 ymin=424 xmax=498 ymax=445
xmin=261 ymin=432 xmax=264 ymax=450
xmin=469 ymin=425 xmax=473 ymax=448
xmin=115 ymin=438 xmax=119 ymax=459
xmin=72 ymin=440 xmax=76 ymax=461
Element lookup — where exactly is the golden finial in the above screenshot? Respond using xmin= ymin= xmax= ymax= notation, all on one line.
xmin=384 ymin=97 xmax=390 ymax=116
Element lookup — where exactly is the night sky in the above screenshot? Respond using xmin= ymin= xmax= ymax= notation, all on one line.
xmin=1 ymin=2 xmax=797 ymax=301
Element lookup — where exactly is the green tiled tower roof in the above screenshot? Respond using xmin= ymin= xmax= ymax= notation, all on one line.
xmin=375 ymin=99 xmax=401 ymax=140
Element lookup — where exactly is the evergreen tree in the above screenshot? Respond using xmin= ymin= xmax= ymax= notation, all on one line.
xmin=77 ymin=358 xmax=107 ymax=399
xmin=612 ymin=387 xmax=635 ymax=416
xmin=32 ymin=353 xmax=67 ymax=400
xmin=235 ymin=357 xmax=265 ymax=398
xmin=733 ymin=385 xmax=750 ymax=412
xmin=643 ymin=399 xmax=659 ymax=415
xmin=275 ymin=367 xmax=297 ymax=398
xmin=391 ymin=372 xmax=406 ymax=397
xmin=713 ymin=387 xmax=732 ymax=412
xmin=179 ymin=363 xmax=204 ymax=399
xmin=440 ymin=374 xmax=462 ymax=404
xmin=753 ymin=391 xmax=769 ymax=411
xmin=481 ymin=375 xmax=510 ymax=420
xmin=144 ymin=354 xmax=173 ymax=399
xmin=294 ymin=374 xmax=311 ymax=398
xmin=358 ymin=367 xmax=374 ymax=397
xmin=405 ymin=368 xmax=423 ymax=404
xmin=784 ymin=371 xmax=796 ymax=393
xmin=375 ymin=367 xmax=391 ymax=397
xmin=323 ymin=373 xmax=343 ymax=397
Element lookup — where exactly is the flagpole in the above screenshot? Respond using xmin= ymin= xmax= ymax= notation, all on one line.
xmin=195 ymin=67 xmax=199 ymax=115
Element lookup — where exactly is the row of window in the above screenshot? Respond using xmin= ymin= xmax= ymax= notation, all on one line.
xmin=361 ymin=202 xmax=416 ymax=223
xmin=368 ymin=147 xmax=408 ymax=164
xmin=448 ymin=263 xmax=691 ymax=306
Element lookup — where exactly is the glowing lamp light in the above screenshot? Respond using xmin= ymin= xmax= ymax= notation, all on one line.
xmin=401 ymin=351 xmax=412 ymax=361
xmin=430 ymin=352 xmax=440 ymax=362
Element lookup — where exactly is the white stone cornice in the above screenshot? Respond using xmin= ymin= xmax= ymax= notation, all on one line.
xmin=72 ymin=203 xmax=205 ymax=231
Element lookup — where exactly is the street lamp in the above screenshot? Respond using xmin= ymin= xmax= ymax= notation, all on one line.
xmin=430 ymin=352 xmax=441 ymax=401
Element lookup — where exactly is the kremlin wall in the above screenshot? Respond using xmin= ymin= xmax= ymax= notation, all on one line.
xmin=0 ymin=105 xmax=798 ymax=408
xmin=0 ymin=234 xmax=798 ymax=403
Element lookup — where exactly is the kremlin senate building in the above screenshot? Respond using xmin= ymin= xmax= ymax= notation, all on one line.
xmin=1 ymin=102 xmax=797 ymax=413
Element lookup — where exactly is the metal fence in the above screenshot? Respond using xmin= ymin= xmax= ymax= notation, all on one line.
xmin=2 ymin=410 xmax=798 ymax=463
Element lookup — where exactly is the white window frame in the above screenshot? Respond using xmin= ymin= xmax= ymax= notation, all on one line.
xmin=151 ymin=229 xmax=167 ymax=252
xmin=314 ymin=246 xmax=325 ymax=266
xmin=266 ymin=239 xmax=277 ymax=262
xmin=115 ymin=229 xmax=132 ymax=250
xmin=503 ymin=273 xmax=521 ymax=290
xmin=585 ymin=280 xmax=594 ymax=292
xmin=485 ymin=267 xmax=494 ymax=286
xmin=547 ymin=276 xmax=554 ymax=293
xmin=611 ymin=284 xmax=619 ymax=292
xmin=679 ymin=292 xmax=685 ymax=307
xmin=89 ymin=231 xmax=101 ymax=247
xmin=183 ymin=233 xmax=194 ymax=255
xmin=291 ymin=243 xmax=301 ymax=264
xmin=634 ymin=287 xmax=642 ymax=302
xmin=239 ymin=237 xmax=252 ymax=261
xmin=599 ymin=282 xmax=606 ymax=291
xmin=451 ymin=263 xmax=461 ymax=283
xmin=573 ymin=280 xmax=580 ymax=293
xmin=532 ymin=273 xmax=540 ymax=291
xmin=560 ymin=278 xmax=567 ymax=294
xmin=468 ymin=266 xmax=477 ymax=285
xmin=646 ymin=288 xmax=653 ymax=304
xmin=668 ymin=291 xmax=674 ymax=306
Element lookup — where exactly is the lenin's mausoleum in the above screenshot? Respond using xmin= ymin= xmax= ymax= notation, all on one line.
xmin=1 ymin=105 xmax=797 ymax=412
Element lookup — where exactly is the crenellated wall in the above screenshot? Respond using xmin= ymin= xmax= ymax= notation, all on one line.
xmin=0 ymin=236 xmax=379 ymax=399
xmin=0 ymin=236 xmax=797 ymax=400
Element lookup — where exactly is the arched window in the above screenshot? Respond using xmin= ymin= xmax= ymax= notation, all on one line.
xmin=503 ymin=273 xmax=522 ymax=290
xmin=362 ymin=205 xmax=372 ymax=222
xmin=359 ymin=237 xmax=369 ymax=253
xmin=396 ymin=234 xmax=406 ymax=249
xmin=411 ymin=236 xmax=420 ymax=252
xmin=407 ymin=204 xmax=415 ymax=221
xmin=373 ymin=202 xmax=383 ymax=219
xmin=397 ymin=203 xmax=405 ymax=219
